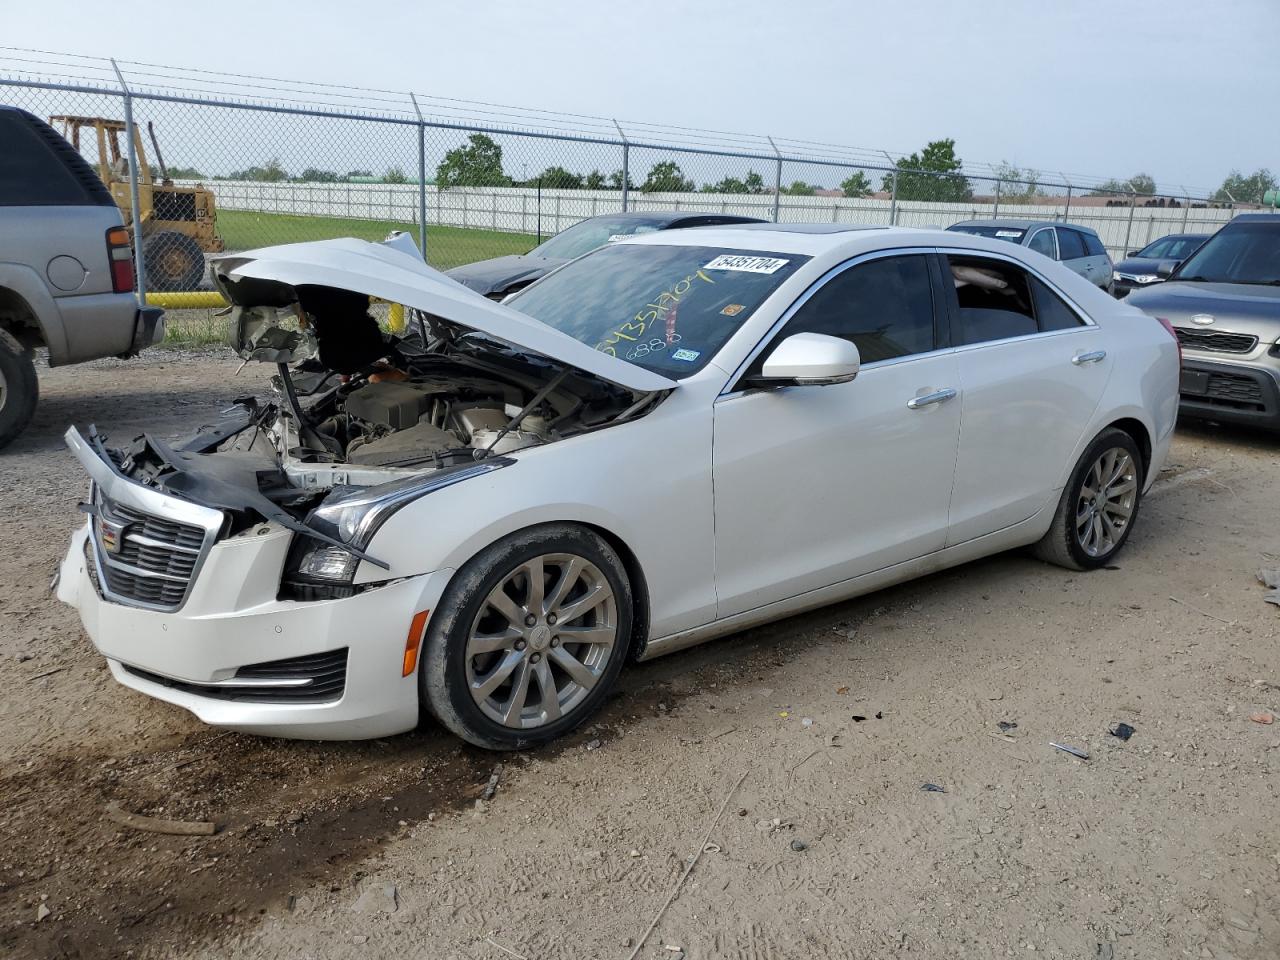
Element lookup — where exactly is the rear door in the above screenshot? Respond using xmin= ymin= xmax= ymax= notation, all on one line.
xmin=939 ymin=249 xmax=1111 ymax=545
xmin=1053 ymin=227 xmax=1094 ymax=283
xmin=1081 ymin=231 xmax=1113 ymax=287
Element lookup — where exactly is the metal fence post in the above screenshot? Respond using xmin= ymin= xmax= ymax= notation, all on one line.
xmin=109 ymin=59 xmax=146 ymax=301
xmin=768 ymin=136 xmax=782 ymax=222
xmin=880 ymin=151 xmax=898 ymax=225
xmin=1064 ymin=185 xmax=1072 ymax=221
xmin=993 ymin=179 xmax=1001 ymax=219
xmin=1124 ymin=190 xmax=1137 ymax=254
xmin=613 ymin=119 xmax=629 ymax=212
xmin=409 ymin=92 xmax=428 ymax=261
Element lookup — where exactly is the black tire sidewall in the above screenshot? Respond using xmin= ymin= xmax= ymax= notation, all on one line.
xmin=144 ymin=232 xmax=205 ymax=292
xmin=1061 ymin=429 xmax=1144 ymax=569
xmin=420 ymin=524 xmax=633 ymax=750
xmin=0 ymin=332 xmax=38 ymax=450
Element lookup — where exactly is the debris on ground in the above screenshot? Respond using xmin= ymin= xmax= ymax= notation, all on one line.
xmin=836 ymin=686 xmax=849 ymax=695
xmin=852 ymin=715 xmax=867 ymax=723
xmin=1250 ymin=711 xmax=1274 ymax=725
xmin=35 ymin=904 xmax=50 ymax=922
xmin=351 ymin=883 xmax=398 ymax=915
xmin=801 ymin=717 xmax=813 ymax=727
xmin=1049 ymin=742 xmax=1090 ymax=760
xmin=104 ymin=801 xmax=216 ymax=836
xmin=1109 ymin=723 xmax=1136 ymax=741
xmin=1258 ymin=567 xmax=1280 ymax=606
xmin=584 ymin=739 xmax=602 ymax=751
xmin=997 ymin=721 xmax=1018 ymax=733
xmin=790 ymin=839 xmax=808 ymax=852
xmin=875 ymin=711 xmax=883 ymax=719
xmin=481 ymin=764 xmax=503 ymax=800
xmin=921 ymin=783 xmax=946 ymax=793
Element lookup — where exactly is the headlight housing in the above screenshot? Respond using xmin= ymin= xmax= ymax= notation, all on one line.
xmin=281 ymin=459 xmax=511 ymax=600
xmin=1118 ymin=272 xmax=1160 ymax=284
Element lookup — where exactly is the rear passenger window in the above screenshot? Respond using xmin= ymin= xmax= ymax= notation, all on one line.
xmin=947 ymin=256 xmax=1037 ymax=345
xmin=1028 ymin=229 xmax=1057 ymax=258
xmin=1056 ymin=228 xmax=1087 ymax=260
xmin=775 ymin=254 xmax=935 ymax=363
xmin=1082 ymin=232 xmax=1108 ymax=257
xmin=0 ymin=112 xmax=94 ymax=206
xmin=1030 ymin=277 xmax=1086 ymax=331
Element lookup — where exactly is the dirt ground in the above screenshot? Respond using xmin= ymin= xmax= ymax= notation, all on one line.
xmin=1 ymin=352 xmax=1277 ymax=960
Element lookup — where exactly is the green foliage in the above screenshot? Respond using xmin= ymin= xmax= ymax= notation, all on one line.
xmin=783 ymin=180 xmax=816 ymax=196
xmin=584 ymin=169 xmax=607 ymax=190
xmin=166 ymin=165 xmax=206 ymax=180
xmin=641 ymin=160 xmax=694 ymax=193
xmin=840 ymin=171 xmax=872 ymax=198
xmin=607 ymin=169 xmax=635 ymax=191
xmin=229 ymin=157 xmax=288 ymax=182
xmin=882 ymin=139 xmax=972 ymax=202
xmin=1213 ymin=168 xmax=1277 ymax=204
xmin=346 ymin=169 xmax=373 ymax=178
xmin=533 ymin=165 xmax=584 ymax=189
xmin=703 ymin=169 xmax=766 ymax=194
xmin=992 ymin=161 xmax=1042 ymax=201
xmin=383 ymin=166 xmax=409 ymax=184
xmin=294 ymin=168 xmax=341 ymax=183
xmin=1088 ymin=173 xmax=1157 ymax=196
xmin=436 ymin=134 xmax=512 ymax=189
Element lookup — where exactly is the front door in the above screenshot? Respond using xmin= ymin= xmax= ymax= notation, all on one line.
xmin=712 ymin=252 xmax=962 ymax=618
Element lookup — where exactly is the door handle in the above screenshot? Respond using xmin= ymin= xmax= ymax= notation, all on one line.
xmin=1072 ymin=350 xmax=1107 ymax=365
xmin=907 ymin=387 xmax=957 ymax=409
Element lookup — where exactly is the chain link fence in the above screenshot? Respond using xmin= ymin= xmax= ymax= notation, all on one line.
xmin=2 ymin=51 xmax=1272 ymax=345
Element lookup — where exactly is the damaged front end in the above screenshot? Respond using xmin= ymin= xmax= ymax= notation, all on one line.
xmin=68 ymin=235 xmax=671 ymax=607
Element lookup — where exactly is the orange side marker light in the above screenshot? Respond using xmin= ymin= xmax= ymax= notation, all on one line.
xmin=403 ymin=610 xmax=429 ymax=677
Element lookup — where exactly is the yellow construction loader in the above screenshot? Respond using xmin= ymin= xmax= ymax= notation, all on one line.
xmin=51 ymin=115 xmax=224 ymax=291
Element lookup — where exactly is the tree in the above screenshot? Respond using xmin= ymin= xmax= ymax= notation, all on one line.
xmin=166 ymin=165 xmax=205 ymax=180
xmin=992 ymin=161 xmax=1042 ymax=201
xmin=584 ymin=169 xmax=607 ymax=190
xmin=641 ymin=160 xmax=694 ymax=193
xmin=1213 ymin=168 xmax=1277 ymax=204
xmin=1088 ymin=173 xmax=1157 ymax=197
xmin=346 ymin=169 xmax=373 ymax=178
xmin=783 ymin=180 xmax=816 ymax=196
xmin=703 ymin=169 xmax=766 ymax=194
xmin=882 ymin=139 xmax=971 ymax=202
xmin=383 ymin=167 xmax=409 ymax=184
xmin=435 ymin=134 xmax=511 ymax=188
xmin=607 ymin=169 xmax=635 ymax=191
xmin=533 ymin=165 xmax=583 ymax=189
xmin=840 ymin=171 xmax=872 ymax=198
xmin=295 ymin=167 xmax=340 ymax=183
xmin=229 ymin=157 xmax=287 ymax=182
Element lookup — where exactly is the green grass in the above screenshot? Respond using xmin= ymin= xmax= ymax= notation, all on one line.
xmin=216 ymin=209 xmax=539 ymax=271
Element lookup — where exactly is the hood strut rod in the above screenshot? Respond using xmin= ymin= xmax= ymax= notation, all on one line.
xmin=475 ymin=368 xmax=569 ymax=460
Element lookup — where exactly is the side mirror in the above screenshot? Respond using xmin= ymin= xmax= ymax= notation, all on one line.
xmin=1156 ymin=262 xmax=1176 ymax=279
xmin=1127 ymin=250 xmax=1142 ymax=258
xmin=748 ymin=333 xmax=860 ymax=388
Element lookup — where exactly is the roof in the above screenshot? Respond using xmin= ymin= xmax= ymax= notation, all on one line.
xmin=621 ymin=222 xmax=906 ymax=256
xmin=950 ymin=218 xmax=1102 ymax=236
xmin=1225 ymin=213 xmax=1280 ymax=224
xmin=587 ymin=210 xmax=761 ymax=226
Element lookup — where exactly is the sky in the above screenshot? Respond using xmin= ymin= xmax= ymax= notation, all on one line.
xmin=3 ymin=0 xmax=1277 ymax=195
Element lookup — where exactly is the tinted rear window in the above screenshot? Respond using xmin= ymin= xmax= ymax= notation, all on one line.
xmin=0 ymin=110 xmax=113 ymax=207
xmin=948 ymin=224 xmax=1026 ymax=243
xmin=1082 ymin=232 xmax=1107 ymax=257
xmin=1056 ymin=228 xmax=1087 ymax=260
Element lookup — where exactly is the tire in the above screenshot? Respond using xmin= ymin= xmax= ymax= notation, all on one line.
xmin=143 ymin=231 xmax=206 ymax=292
xmin=1031 ymin=427 xmax=1144 ymax=570
xmin=0 ymin=328 xmax=38 ymax=451
xmin=420 ymin=524 xmax=633 ymax=750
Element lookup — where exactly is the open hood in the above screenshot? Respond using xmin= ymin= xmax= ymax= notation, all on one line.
xmin=211 ymin=236 xmax=676 ymax=394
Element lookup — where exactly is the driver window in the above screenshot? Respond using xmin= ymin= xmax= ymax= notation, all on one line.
xmin=1028 ymin=229 xmax=1057 ymax=259
xmin=769 ymin=254 xmax=936 ymax=365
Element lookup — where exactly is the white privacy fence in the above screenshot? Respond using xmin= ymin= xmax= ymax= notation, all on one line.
xmin=196 ymin=178 xmax=1260 ymax=257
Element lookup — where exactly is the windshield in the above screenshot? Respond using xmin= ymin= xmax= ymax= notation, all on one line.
xmin=1137 ymin=235 xmax=1206 ymax=260
xmin=506 ymin=243 xmax=809 ymax=378
xmin=949 ymin=224 xmax=1026 ymax=244
xmin=529 ymin=215 xmax=673 ymax=261
xmin=1173 ymin=222 xmax=1280 ymax=284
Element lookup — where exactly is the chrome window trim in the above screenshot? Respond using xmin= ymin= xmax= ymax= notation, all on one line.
xmin=67 ymin=426 xmax=223 ymax=613
xmin=934 ymin=245 xmax=1097 ymax=328
xmin=1027 ymin=226 xmax=1059 ymax=260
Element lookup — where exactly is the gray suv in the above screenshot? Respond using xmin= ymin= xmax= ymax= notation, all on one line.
xmin=1127 ymin=214 xmax=1280 ymax=429
xmin=947 ymin=219 xmax=1113 ymax=289
xmin=0 ymin=106 xmax=163 ymax=448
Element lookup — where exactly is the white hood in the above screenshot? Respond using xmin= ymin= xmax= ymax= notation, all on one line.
xmin=211 ymin=236 xmax=676 ymax=393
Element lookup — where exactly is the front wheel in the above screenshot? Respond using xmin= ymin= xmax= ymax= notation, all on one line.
xmin=1032 ymin=427 xmax=1144 ymax=570
xmin=420 ymin=524 xmax=633 ymax=750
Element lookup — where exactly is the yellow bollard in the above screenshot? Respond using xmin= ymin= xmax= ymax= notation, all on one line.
xmin=145 ymin=291 xmax=228 ymax=309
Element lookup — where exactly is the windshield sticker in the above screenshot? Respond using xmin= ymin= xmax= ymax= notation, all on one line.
xmin=671 ymin=348 xmax=700 ymax=362
xmin=720 ymin=303 xmax=746 ymax=317
xmin=594 ymin=269 xmax=715 ymax=356
xmin=995 ymin=230 xmax=1023 ymax=238
xmin=606 ymin=234 xmax=631 ymax=243
xmin=625 ymin=336 xmax=682 ymax=362
xmin=703 ymin=254 xmax=789 ymax=274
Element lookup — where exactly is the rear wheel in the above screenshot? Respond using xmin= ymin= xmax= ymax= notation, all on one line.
xmin=1032 ymin=427 xmax=1144 ymax=570
xmin=0 ymin=328 xmax=38 ymax=451
xmin=143 ymin=231 xmax=206 ymax=292
xmin=420 ymin=524 xmax=633 ymax=750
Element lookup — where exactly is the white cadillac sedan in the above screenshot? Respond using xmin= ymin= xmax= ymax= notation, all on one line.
xmin=56 ymin=225 xmax=1179 ymax=749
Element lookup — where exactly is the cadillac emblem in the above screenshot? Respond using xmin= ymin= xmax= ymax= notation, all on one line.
xmin=98 ymin=518 xmax=126 ymax=555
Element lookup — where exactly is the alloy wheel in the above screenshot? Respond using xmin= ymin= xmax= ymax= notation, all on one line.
xmin=1075 ymin=447 xmax=1137 ymax=558
xmin=464 ymin=553 xmax=618 ymax=729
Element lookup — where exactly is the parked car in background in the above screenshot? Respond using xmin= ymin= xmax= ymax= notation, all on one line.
xmin=1127 ymin=213 xmax=1280 ymax=429
xmin=1111 ymin=233 xmax=1212 ymax=298
xmin=57 ymin=225 xmax=1177 ymax=748
xmin=446 ymin=210 xmax=765 ymax=300
xmin=0 ymin=106 xmax=163 ymax=449
xmin=947 ymin=219 xmax=1113 ymax=290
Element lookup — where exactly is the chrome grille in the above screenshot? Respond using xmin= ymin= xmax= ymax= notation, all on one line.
xmin=1174 ymin=328 xmax=1259 ymax=354
xmin=90 ymin=490 xmax=220 ymax=612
